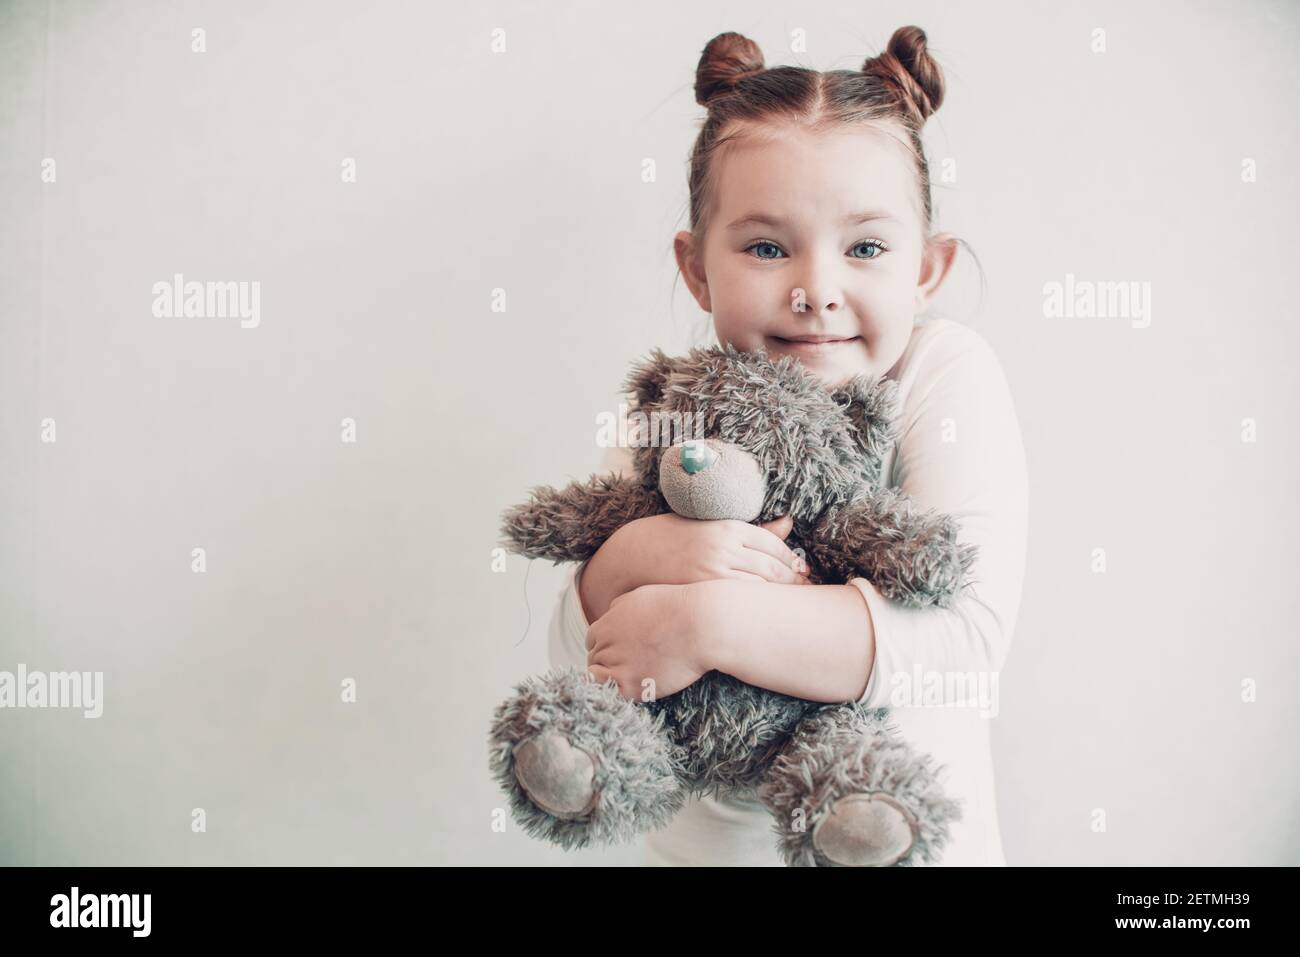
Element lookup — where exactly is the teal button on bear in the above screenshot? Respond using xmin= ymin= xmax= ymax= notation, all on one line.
xmin=680 ymin=440 xmax=718 ymax=474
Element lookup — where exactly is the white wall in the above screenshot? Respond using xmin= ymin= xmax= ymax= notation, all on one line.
xmin=1 ymin=0 xmax=1296 ymax=865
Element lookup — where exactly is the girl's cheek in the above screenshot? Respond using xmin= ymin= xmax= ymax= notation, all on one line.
xmin=738 ymin=278 xmax=782 ymax=315
xmin=715 ymin=317 xmax=762 ymax=350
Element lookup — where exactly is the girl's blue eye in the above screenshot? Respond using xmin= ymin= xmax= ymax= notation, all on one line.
xmin=743 ymin=239 xmax=889 ymax=261
xmin=850 ymin=240 xmax=888 ymax=260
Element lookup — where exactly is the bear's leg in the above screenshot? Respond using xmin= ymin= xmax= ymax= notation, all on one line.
xmin=757 ymin=705 xmax=962 ymax=867
xmin=488 ymin=666 xmax=687 ymax=850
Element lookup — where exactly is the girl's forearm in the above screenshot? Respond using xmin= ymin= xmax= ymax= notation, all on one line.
xmin=689 ymin=579 xmax=876 ymax=703
xmin=578 ymin=526 xmax=635 ymax=623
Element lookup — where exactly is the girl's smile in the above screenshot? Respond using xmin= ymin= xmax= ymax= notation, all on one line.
xmin=765 ymin=334 xmax=864 ymax=358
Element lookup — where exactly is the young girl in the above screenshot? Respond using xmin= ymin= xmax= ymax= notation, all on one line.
xmin=547 ymin=26 xmax=1028 ymax=866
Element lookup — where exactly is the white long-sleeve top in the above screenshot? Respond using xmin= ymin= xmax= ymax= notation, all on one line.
xmin=546 ymin=317 xmax=1030 ymax=866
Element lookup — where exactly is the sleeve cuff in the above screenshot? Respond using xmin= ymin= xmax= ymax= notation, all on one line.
xmin=848 ymin=577 xmax=890 ymax=708
xmin=546 ymin=561 xmax=592 ymax=674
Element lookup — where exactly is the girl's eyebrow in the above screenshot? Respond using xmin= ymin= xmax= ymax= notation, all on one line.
xmin=726 ymin=210 xmax=900 ymax=230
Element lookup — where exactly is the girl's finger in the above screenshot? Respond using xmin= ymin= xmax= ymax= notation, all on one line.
xmin=758 ymin=515 xmax=794 ymax=540
xmin=740 ymin=523 xmax=802 ymax=569
xmin=734 ymin=548 xmax=807 ymax=585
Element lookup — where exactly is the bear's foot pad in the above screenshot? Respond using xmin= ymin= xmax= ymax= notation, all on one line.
xmin=513 ymin=731 xmax=599 ymax=820
xmin=812 ymin=793 xmax=919 ymax=867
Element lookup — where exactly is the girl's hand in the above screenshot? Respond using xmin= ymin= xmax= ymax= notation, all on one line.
xmin=586 ymin=583 xmax=714 ymax=701
xmin=580 ymin=512 xmax=810 ymax=622
xmin=633 ymin=512 xmax=810 ymax=585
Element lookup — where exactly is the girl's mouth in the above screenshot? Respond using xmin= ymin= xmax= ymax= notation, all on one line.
xmin=768 ymin=336 xmax=861 ymax=355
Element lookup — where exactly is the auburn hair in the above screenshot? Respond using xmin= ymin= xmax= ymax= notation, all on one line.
xmin=685 ymin=26 xmax=950 ymax=250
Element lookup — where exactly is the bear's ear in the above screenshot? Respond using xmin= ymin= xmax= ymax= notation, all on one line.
xmin=622 ymin=348 xmax=678 ymax=410
xmin=830 ymin=373 xmax=901 ymax=466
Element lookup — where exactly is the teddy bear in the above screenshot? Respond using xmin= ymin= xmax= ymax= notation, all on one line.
xmin=489 ymin=343 xmax=978 ymax=866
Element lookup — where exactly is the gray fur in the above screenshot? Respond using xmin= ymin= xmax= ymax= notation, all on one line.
xmin=758 ymin=706 xmax=961 ymax=866
xmin=488 ymin=667 xmax=688 ymax=849
xmin=499 ymin=475 xmax=665 ymax=563
xmin=806 ymin=486 xmax=979 ymax=606
xmin=490 ymin=344 xmax=978 ymax=865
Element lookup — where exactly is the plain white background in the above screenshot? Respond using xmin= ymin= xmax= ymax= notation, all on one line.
xmin=1 ymin=0 xmax=1296 ymax=865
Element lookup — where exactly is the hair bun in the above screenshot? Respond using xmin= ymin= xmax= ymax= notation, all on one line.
xmin=862 ymin=25 xmax=945 ymax=124
xmin=695 ymin=32 xmax=765 ymax=106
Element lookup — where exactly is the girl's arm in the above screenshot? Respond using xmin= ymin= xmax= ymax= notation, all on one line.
xmin=695 ymin=325 xmax=1030 ymax=707
xmin=693 ymin=579 xmax=876 ymax=702
xmin=546 ymin=441 xmax=636 ymax=674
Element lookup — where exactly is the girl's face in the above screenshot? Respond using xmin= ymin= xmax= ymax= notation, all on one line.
xmin=675 ymin=124 xmax=957 ymax=387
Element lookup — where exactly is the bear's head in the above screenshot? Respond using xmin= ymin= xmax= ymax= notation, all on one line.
xmin=620 ymin=344 xmax=901 ymax=528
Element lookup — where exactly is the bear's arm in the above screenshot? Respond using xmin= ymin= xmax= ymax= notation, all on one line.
xmin=804 ymin=488 xmax=978 ymax=608
xmin=499 ymin=474 xmax=666 ymax=564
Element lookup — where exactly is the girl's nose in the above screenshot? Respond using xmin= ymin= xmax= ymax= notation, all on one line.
xmin=794 ymin=295 xmax=842 ymax=317
xmin=792 ymin=276 xmax=844 ymax=315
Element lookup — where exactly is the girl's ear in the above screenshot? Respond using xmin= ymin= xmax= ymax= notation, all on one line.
xmin=622 ymin=348 xmax=678 ymax=409
xmin=830 ymin=374 xmax=901 ymax=477
xmin=915 ymin=232 xmax=959 ymax=312
xmin=674 ymin=230 xmax=711 ymax=313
